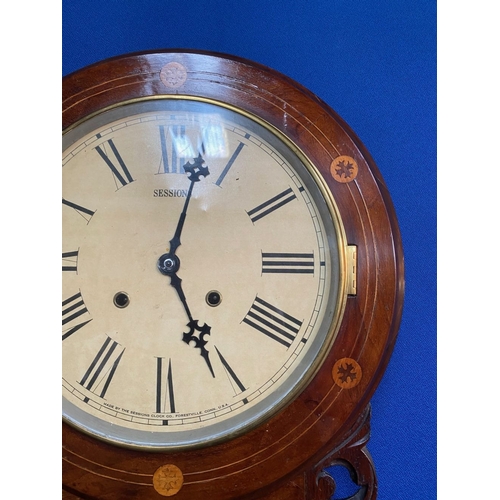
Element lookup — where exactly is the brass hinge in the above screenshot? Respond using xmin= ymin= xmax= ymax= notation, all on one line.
xmin=347 ymin=245 xmax=357 ymax=296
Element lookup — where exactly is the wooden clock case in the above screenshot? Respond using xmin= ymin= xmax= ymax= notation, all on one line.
xmin=62 ymin=49 xmax=404 ymax=500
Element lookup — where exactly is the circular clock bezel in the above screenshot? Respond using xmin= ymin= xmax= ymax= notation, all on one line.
xmin=62 ymin=95 xmax=349 ymax=450
xmin=62 ymin=49 xmax=404 ymax=500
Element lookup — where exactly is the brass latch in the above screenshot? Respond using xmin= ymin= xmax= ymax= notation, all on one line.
xmin=347 ymin=245 xmax=357 ymax=296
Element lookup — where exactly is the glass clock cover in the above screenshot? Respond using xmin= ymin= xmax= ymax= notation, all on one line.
xmin=62 ymin=98 xmax=347 ymax=450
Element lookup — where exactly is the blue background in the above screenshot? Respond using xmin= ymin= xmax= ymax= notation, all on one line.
xmin=63 ymin=1 xmax=436 ymax=498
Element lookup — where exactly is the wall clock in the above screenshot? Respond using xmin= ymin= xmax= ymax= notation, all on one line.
xmin=62 ymin=49 xmax=404 ymax=499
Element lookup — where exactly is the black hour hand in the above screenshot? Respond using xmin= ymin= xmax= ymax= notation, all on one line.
xmin=168 ymin=155 xmax=210 ymax=256
xmin=184 ymin=153 xmax=210 ymax=182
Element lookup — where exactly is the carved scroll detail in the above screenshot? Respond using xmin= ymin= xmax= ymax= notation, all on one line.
xmin=305 ymin=405 xmax=377 ymax=499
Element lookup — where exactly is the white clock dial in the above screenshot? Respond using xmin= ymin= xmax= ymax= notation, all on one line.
xmin=62 ymin=98 xmax=346 ymax=449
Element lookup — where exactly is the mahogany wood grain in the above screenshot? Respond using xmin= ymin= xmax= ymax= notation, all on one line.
xmin=63 ymin=50 xmax=404 ymax=499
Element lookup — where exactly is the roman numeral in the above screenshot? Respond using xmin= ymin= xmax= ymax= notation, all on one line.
xmin=62 ymin=291 xmax=92 ymax=340
xmin=79 ymin=336 xmax=125 ymax=401
xmin=62 ymin=250 xmax=79 ymax=272
xmin=159 ymin=124 xmax=197 ymax=174
xmin=242 ymin=296 xmax=303 ymax=348
xmin=215 ymin=347 xmax=248 ymax=403
xmin=215 ymin=139 xmax=248 ymax=186
xmin=261 ymin=252 xmax=314 ymax=274
xmin=247 ymin=187 xmax=302 ymax=223
xmin=95 ymin=138 xmax=134 ymax=187
xmin=156 ymin=357 xmax=176 ymax=417
xmin=62 ymin=199 xmax=95 ymax=223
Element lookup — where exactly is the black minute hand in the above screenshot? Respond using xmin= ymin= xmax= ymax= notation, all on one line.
xmin=157 ymin=260 xmax=215 ymax=378
xmin=157 ymin=154 xmax=214 ymax=377
xmin=169 ymin=271 xmax=192 ymax=322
